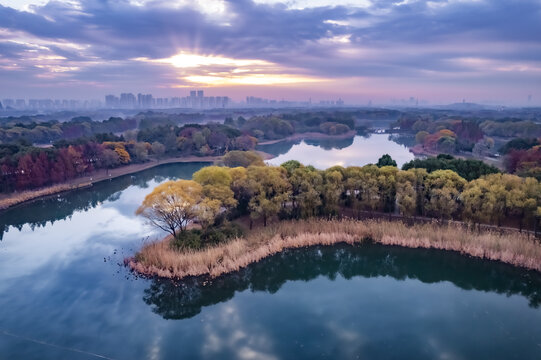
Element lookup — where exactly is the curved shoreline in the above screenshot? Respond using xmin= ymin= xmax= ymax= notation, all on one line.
xmin=257 ymin=130 xmax=357 ymax=145
xmin=127 ymin=219 xmax=541 ymax=280
xmin=0 ymin=151 xmax=274 ymax=211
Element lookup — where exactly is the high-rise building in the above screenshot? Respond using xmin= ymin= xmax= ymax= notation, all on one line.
xmin=137 ymin=93 xmax=153 ymax=108
xmin=197 ymin=90 xmax=204 ymax=98
xmin=105 ymin=95 xmax=119 ymax=108
xmin=2 ymin=99 xmax=15 ymax=108
xmin=15 ymin=99 xmax=25 ymax=109
xmin=120 ymin=93 xmax=136 ymax=108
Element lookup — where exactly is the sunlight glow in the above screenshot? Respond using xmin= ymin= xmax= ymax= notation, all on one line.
xmin=139 ymin=52 xmax=271 ymax=68
xmin=183 ymin=74 xmax=325 ymax=86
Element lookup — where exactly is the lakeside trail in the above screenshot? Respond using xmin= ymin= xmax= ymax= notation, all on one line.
xmin=257 ymin=130 xmax=357 ymax=145
xmin=0 ymin=151 xmax=273 ymax=211
xmin=127 ymin=218 xmax=541 ymax=280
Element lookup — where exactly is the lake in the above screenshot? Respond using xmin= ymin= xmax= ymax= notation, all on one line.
xmin=260 ymin=134 xmax=415 ymax=168
xmin=1 ymin=161 xmax=541 ymax=358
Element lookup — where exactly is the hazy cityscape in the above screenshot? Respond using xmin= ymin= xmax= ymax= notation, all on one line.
xmin=1 ymin=90 xmax=351 ymax=111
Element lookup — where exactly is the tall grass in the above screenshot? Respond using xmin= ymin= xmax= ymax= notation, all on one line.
xmin=128 ymin=219 xmax=541 ymax=279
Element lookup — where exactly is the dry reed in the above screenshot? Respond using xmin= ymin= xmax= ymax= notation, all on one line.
xmin=128 ymin=219 xmax=541 ymax=280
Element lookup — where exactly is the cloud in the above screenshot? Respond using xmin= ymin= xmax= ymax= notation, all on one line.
xmin=0 ymin=0 xmax=539 ymax=102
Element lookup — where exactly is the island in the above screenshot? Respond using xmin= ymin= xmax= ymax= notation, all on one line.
xmin=127 ymin=152 xmax=541 ymax=280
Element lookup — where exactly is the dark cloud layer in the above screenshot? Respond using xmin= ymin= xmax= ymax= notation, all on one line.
xmin=0 ymin=0 xmax=540 ymax=102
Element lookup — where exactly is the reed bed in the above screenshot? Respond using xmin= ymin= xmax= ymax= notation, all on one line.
xmin=0 ymin=183 xmax=90 ymax=210
xmin=128 ymin=219 xmax=541 ymax=279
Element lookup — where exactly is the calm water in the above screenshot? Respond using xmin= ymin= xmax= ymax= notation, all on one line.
xmin=260 ymin=134 xmax=415 ymax=168
xmin=1 ymin=163 xmax=541 ymax=359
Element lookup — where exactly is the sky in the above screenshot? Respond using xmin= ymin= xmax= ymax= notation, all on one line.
xmin=0 ymin=0 xmax=540 ymax=105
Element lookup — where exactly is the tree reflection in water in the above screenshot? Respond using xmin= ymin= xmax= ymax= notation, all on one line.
xmin=143 ymin=243 xmax=541 ymax=320
xmin=0 ymin=162 xmax=208 ymax=240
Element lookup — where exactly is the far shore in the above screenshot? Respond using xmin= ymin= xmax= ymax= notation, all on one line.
xmin=127 ymin=218 xmax=541 ymax=280
xmin=0 ymin=150 xmax=274 ymax=211
xmin=257 ymin=130 xmax=357 ymax=145
xmin=409 ymin=144 xmax=504 ymax=169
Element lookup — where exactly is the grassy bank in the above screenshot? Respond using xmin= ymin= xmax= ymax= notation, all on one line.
xmin=127 ymin=219 xmax=541 ymax=280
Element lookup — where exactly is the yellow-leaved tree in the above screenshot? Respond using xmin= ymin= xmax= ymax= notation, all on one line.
xmin=136 ymin=180 xmax=202 ymax=238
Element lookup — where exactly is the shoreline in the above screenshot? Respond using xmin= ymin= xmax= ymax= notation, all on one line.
xmin=0 ymin=152 xmax=271 ymax=211
xmin=127 ymin=218 xmax=541 ymax=280
xmin=409 ymin=144 xmax=504 ymax=169
xmin=257 ymin=130 xmax=357 ymax=145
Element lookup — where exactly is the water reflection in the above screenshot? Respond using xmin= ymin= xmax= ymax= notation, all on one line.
xmin=263 ymin=134 xmax=414 ymax=168
xmin=144 ymin=243 xmax=541 ymax=320
xmin=0 ymin=162 xmax=208 ymax=240
xmin=258 ymin=136 xmax=356 ymax=158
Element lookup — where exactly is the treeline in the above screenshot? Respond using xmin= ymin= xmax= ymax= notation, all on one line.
xmin=394 ymin=113 xmax=541 ymax=157
xmin=138 ymin=153 xmax=541 ymax=249
xmin=395 ymin=116 xmax=484 ymax=153
xmin=480 ymin=120 xmax=541 ymax=138
xmin=0 ymin=116 xmax=136 ymax=144
xmin=226 ymin=112 xmax=356 ymax=140
xmin=402 ymin=154 xmax=500 ymax=181
xmin=0 ymin=123 xmax=257 ymax=193
xmin=137 ymin=123 xmax=256 ymax=156
xmin=0 ymin=139 xmax=163 ymax=192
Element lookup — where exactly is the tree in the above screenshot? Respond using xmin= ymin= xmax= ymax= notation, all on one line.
xmin=114 ymin=146 xmax=130 ymax=164
xmin=101 ymin=148 xmax=120 ymax=174
xmin=288 ymin=165 xmax=323 ymax=218
xmin=151 ymin=141 xmax=166 ymax=159
xmin=193 ymin=166 xmax=237 ymax=210
xmin=322 ymin=168 xmax=344 ymax=215
xmin=228 ymin=166 xmax=251 ymax=215
xmin=246 ymin=166 xmax=291 ymax=226
xmin=461 ymin=178 xmax=494 ymax=228
xmin=396 ymin=170 xmax=417 ymax=216
xmin=425 ymin=170 xmax=466 ymax=221
xmin=133 ymin=142 xmax=149 ymax=162
xmin=377 ymin=154 xmax=397 ymax=167
xmin=359 ymin=165 xmax=380 ymax=214
xmin=136 ymin=180 xmax=203 ymax=238
xmin=415 ymin=131 xmax=429 ymax=145
xmin=378 ymin=166 xmax=398 ymax=213
xmin=221 ymin=151 xmax=265 ymax=167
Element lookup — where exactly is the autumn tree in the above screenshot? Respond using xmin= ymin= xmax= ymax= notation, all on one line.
xmin=396 ymin=170 xmax=418 ymax=217
xmin=136 ymin=180 xmax=203 ymax=238
xmin=287 ymin=164 xmax=323 ymax=218
xmin=359 ymin=165 xmax=380 ymax=214
xmin=221 ymin=151 xmax=265 ymax=168
xmin=461 ymin=178 xmax=494 ymax=228
xmin=321 ymin=167 xmax=344 ymax=215
xmin=246 ymin=166 xmax=291 ymax=227
xmin=424 ymin=170 xmax=466 ymax=221
xmin=193 ymin=166 xmax=237 ymax=210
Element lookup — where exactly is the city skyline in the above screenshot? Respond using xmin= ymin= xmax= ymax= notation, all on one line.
xmin=1 ymin=88 xmax=351 ymax=110
xmin=0 ymin=1 xmax=540 ymax=105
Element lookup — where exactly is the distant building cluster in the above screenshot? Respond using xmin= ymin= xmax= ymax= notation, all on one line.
xmin=246 ymin=96 xmax=344 ymax=107
xmin=1 ymin=98 xmax=101 ymax=111
xmin=0 ymin=91 xmax=347 ymax=112
xmin=105 ymin=90 xmax=230 ymax=109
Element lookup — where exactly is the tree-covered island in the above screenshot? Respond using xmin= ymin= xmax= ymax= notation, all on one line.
xmin=128 ymin=152 xmax=541 ymax=280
